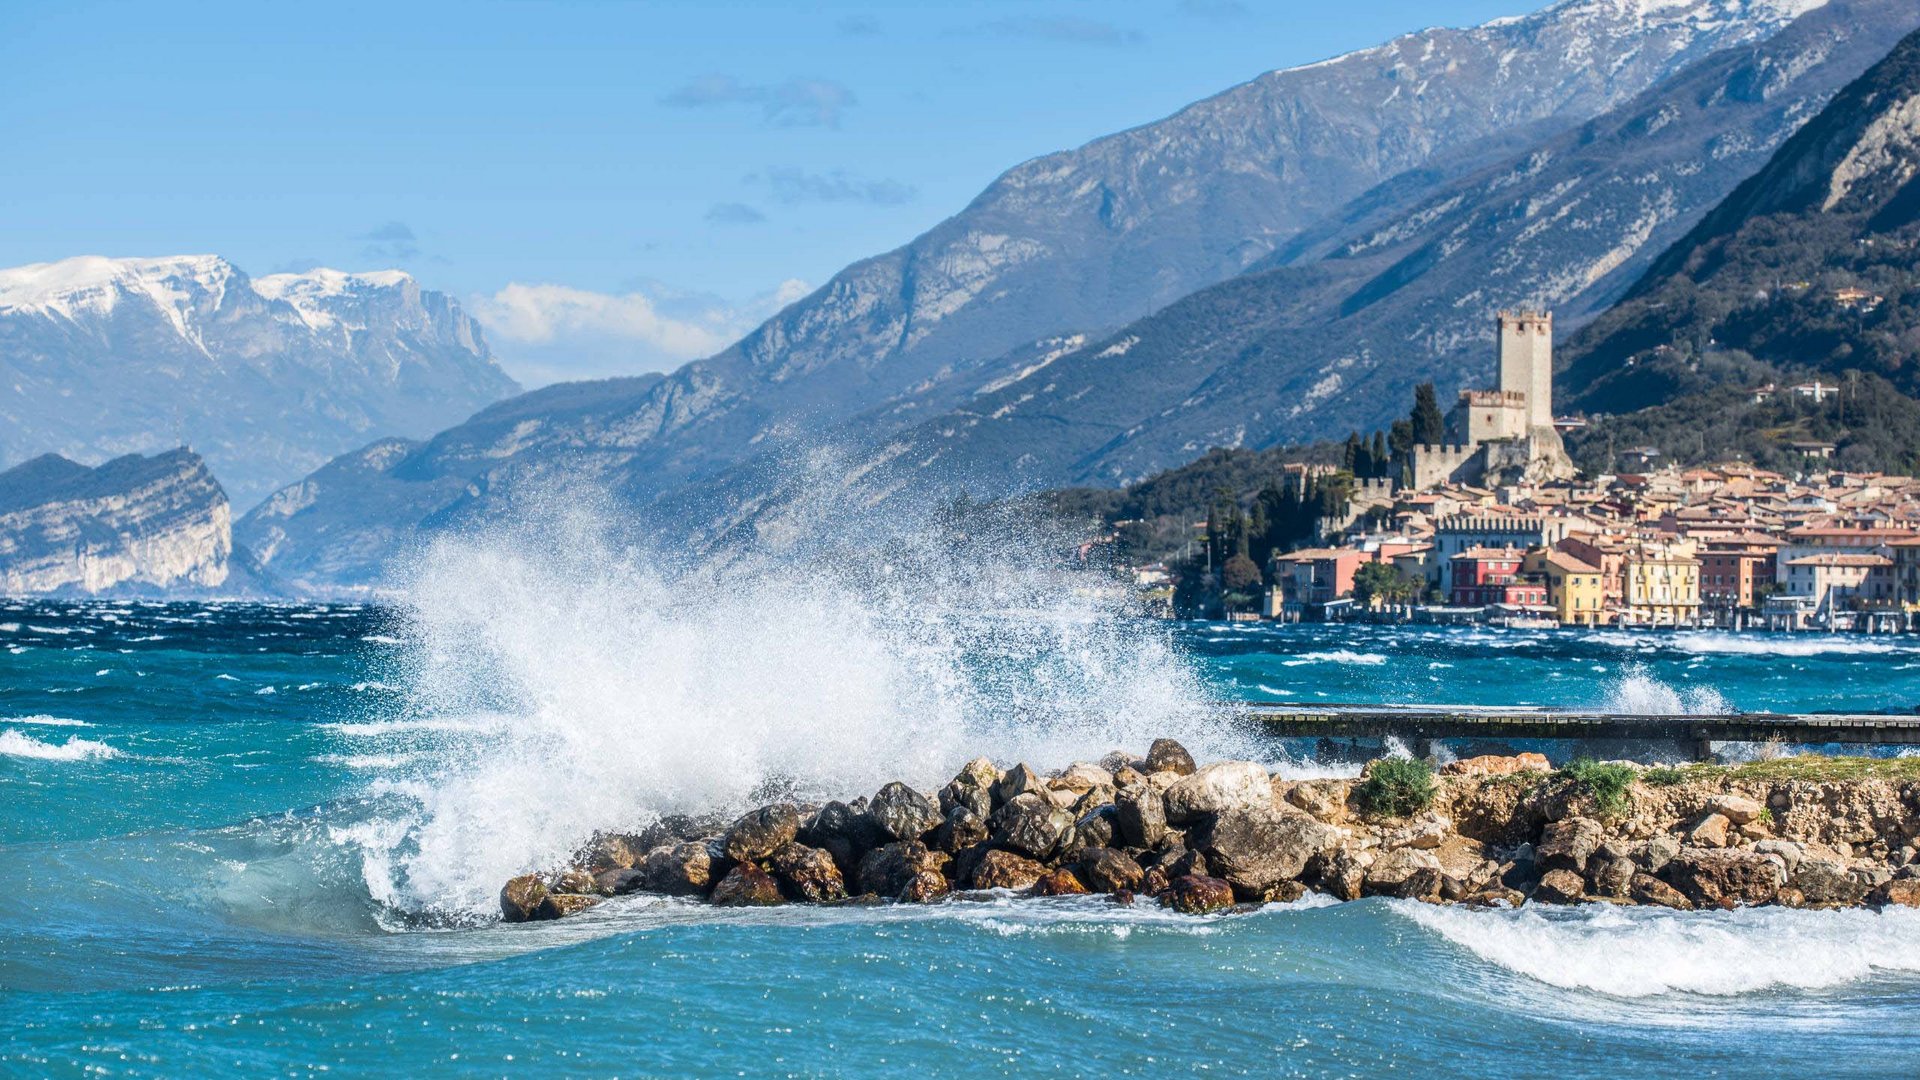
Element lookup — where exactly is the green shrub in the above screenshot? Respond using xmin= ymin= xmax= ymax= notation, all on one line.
xmin=1358 ymin=757 xmax=1436 ymax=818
xmin=1641 ymin=766 xmax=1689 ymax=787
xmin=1560 ymin=757 xmax=1637 ymax=818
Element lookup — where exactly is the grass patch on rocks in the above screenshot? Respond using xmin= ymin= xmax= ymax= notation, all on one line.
xmin=1559 ymin=757 xmax=1637 ymax=818
xmin=1725 ymin=755 xmax=1920 ymax=783
xmin=1357 ymin=757 xmax=1435 ymax=818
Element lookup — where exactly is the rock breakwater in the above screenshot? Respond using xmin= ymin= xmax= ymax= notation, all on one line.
xmin=500 ymin=743 xmax=1920 ymax=922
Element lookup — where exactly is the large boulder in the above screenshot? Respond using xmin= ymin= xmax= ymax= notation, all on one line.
xmin=1283 ymin=780 xmax=1350 ymax=823
xmin=868 ymin=782 xmax=942 ymax=842
xmin=930 ymin=805 xmax=990 ymax=854
xmin=968 ymin=848 xmax=1050 ymax=890
xmin=1144 ymin=738 xmax=1198 ymax=776
xmin=1161 ymin=874 xmax=1235 ymax=914
xmin=724 ymin=804 xmax=801 ymax=862
xmin=991 ymin=764 xmax=1046 ymax=807
xmin=989 ymin=791 xmax=1073 ymax=860
xmin=1662 ymin=849 xmax=1784 ymax=907
xmin=593 ymin=867 xmax=648 ymax=896
xmin=1163 ymin=762 xmax=1271 ymax=825
xmin=1363 ymin=847 xmax=1442 ymax=897
xmin=1586 ymin=855 xmax=1636 ymax=899
xmin=939 ymin=758 xmax=999 ymax=817
xmin=1115 ymin=787 xmax=1168 ymax=848
xmin=1072 ymin=804 xmax=1119 ymax=852
xmin=638 ymin=840 xmax=731 ymax=896
xmin=1190 ymin=806 xmax=1340 ymax=896
xmin=579 ymin=833 xmax=649 ymax=872
xmin=1032 ymin=869 xmax=1091 ymax=897
xmin=1789 ymin=855 xmax=1868 ymax=907
xmin=1533 ymin=868 xmax=1586 ymax=905
xmin=899 ymin=869 xmax=951 ymax=903
xmin=711 ymin=864 xmax=785 ymax=906
xmin=537 ymin=893 xmax=603 ymax=919
xmin=1628 ymin=872 xmax=1693 ymax=910
xmin=1535 ymin=817 xmax=1605 ymax=873
xmin=500 ymin=874 xmax=549 ymax=922
xmin=798 ymin=801 xmax=883 ymax=877
xmin=1684 ymin=813 xmax=1731 ymax=849
xmin=1441 ymin=753 xmax=1551 ymax=777
xmin=1706 ymin=794 xmax=1765 ymax=826
xmin=1078 ymin=847 xmax=1146 ymax=894
xmin=856 ymin=841 xmax=948 ymax=897
xmin=767 ymin=841 xmax=847 ymax=902
xmin=1870 ymin=879 xmax=1920 ymax=908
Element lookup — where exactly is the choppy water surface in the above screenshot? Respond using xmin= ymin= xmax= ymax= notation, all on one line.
xmin=5 ymin=597 xmax=1920 ymax=1076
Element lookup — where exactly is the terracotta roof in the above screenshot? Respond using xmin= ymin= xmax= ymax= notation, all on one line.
xmin=1785 ymin=554 xmax=1893 ymax=567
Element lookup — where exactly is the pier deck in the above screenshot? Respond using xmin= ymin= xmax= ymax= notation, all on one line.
xmin=1243 ymin=703 xmax=1920 ymax=754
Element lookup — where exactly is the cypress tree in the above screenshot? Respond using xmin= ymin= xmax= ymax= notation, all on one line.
xmin=1412 ymin=383 xmax=1445 ymax=446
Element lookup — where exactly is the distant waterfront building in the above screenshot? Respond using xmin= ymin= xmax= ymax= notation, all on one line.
xmin=1405 ymin=311 xmax=1577 ymax=491
xmin=1780 ymin=553 xmax=1894 ymax=628
xmin=1524 ymin=548 xmax=1606 ymax=626
xmin=1623 ymin=544 xmax=1702 ymax=627
xmin=1448 ymin=547 xmax=1547 ymax=609
xmin=1431 ymin=515 xmax=1575 ymax=594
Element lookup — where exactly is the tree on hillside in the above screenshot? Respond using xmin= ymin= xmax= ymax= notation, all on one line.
xmin=1412 ymin=382 xmax=1446 ymax=445
xmin=1351 ymin=560 xmax=1417 ymax=609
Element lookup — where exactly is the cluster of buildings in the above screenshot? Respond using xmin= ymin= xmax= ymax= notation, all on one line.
xmin=1247 ymin=311 xmax=1920 ymax=631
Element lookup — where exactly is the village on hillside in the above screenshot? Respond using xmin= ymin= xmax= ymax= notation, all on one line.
xmin=1127 ymin=312 xmax=1920 ymax=632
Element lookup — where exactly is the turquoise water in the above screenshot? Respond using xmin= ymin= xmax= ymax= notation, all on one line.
xmin=5 ymin=600 xmax=1920 ymax=1076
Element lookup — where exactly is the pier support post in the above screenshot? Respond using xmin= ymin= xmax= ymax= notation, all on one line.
xmin=1691 ymin=737 xmax=1715 ymax=762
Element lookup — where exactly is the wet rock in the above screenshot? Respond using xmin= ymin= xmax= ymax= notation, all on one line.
xmin=1634 ymin=834 xmax=1681 ymax=874
xmin=1629 ymin=872 xmax=1693 ymax=910
xmin=930 ymin=805 xmax=990 ymax=854
xmin=1161 ymin=874 xmax=1234 ymax=914
xmin=581 ymin=833 xmax=648 ymax=872
xmin=1284 ymin=780 xmax=1349 ymax=823
xmin=593 ymin=867 xmax=648 ymax=896
xmin=1441 ymin=753 xmax=1551 ymax=777
xmin=1754 ymin=839 xmax=1805 ymax=874
xmin=767 ymin=841 xmax=847 ymax=902
xmin=1464 ymin=885 xmax=1527 ymax=908
xmin=969 ymin=848 xmax=1050 ymax=890
xmin=1032 ymin=869 xmax=1090 ymax=897
xmin=1706 ymin=794 xmax=1765 ymax=826
xmin=868 ymin=782 xmax=941 ymax=842
xmin=1790 ymin=856 xmax=1867 ymax=907
xmin=1151 ymin=846 xmax=1209 ymax=881
xmin=1870 ymin=879 xmax=1920 ymax=908
xmin=857 ymin=841 xmax=947 ymax=897
xmin=799 ymin=801 xmax=882 ymax=877
xmin=638 ymin=840 xmax=730 ymax=897
xmin=1586 ymin=855 xmax=1635 ymax=899
xmin=1163 ymin=761 xmax=1271 ymax=825
xmin=1662 ymin=849 xmax=1783 ymax=907
xmin=554 ymin=869 xmax=598 ymax=896
xmin=1364 ymin=847 xmax=1441 ymax=897
xmin=1112 ymin=764 xmax=1150 ymax=790
xmin=536 ymin=893 xmax=603 ymax=919
xmin=724 ymin=804 xmax=801 ymax=862
xmin=1110 ymin=889 xmax=1136 ymax=906
xmin=1115 ymin=787 xmax=1168 ymax=848
xmin=1144 ymin=738 xmax=1197 ymax=777
xmin=1536 ymin=817 xmax=1604 ymax=873
xmin=899 ymin=869 xmax=950 ymax=904
xmin=1533 ymin=868 xmax=1586 ymax=904
xmin=711 ymin=864 xmax=784 ymax=907
xmin=1073 ymin=804 xmax=1119 ymax=851
xmin=1318 ymin=848 xmax=1374 ymax=902
xmin=991 ymin=764 xmax=1046 ymax=807
xmin=500 ymin=875 xmax=549 ymax=922
xmin=989 ymin=791 xmax=1073 ymax=860
xmin=1684 ymin=813 xmax=1731 ymax=849
xmin=1078 ymin=847 xmax=1146 ymax=894
xmin=1191 ymin=807 xmax=1340 ymax=896
xmin=938 ymin=758 xmax=1000 ymax=818
xmin=1258 ymin=880 xmax=1309 ymax=904
xmin=1054 ymin=762 xmax=1115 ymax=794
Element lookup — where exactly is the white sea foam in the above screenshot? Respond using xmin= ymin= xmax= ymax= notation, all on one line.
xmin=0 ymin=729 xmax=121 ymax=761
xmin=3 ymin=714 xmax=90 ymax=727
xmin=1282 ymin=650 xmax=1388 ymax=667
xmin=1400 ymin=900 xmax=1920 ymax=998
xmin=1598 ymin=664 xmax=1730 ymax=715
xmin=345 ymin=499 xmax=1228 ymax=918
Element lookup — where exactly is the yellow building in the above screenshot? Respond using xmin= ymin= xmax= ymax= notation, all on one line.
xmin=1524 ymin=548 xmax=1606 ymax=626
xmin=1623 ymin=544 xmax=1702 ymax=627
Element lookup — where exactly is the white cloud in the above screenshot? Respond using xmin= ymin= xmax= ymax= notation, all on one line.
xmin=471 ymin=279 xmax=812 ymax=387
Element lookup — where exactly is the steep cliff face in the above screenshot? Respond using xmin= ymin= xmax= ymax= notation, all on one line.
xmin=0 ymin=450 xmax=232 ymax=595
xmin=0 ymin=256 xmax=519 ymax=507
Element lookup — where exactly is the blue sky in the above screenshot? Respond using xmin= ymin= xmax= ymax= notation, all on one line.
xmin=1 ymin=0 xmax=1539 ymax=384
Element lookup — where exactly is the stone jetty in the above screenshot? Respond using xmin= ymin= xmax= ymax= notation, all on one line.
xmin=500 ymin=741 xmax=1920 ymax=921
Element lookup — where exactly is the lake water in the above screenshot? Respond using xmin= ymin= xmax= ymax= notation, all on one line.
xmin=4 ymin=596 xmax=1919 ymax=1076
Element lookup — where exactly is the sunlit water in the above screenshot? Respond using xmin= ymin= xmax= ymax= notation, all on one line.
xmin=6 ymin=598 xmax=1920 ymax=1075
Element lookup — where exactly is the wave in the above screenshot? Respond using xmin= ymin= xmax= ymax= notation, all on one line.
xmin=0 ymin=729 xmax=121 ymax=761
xmin=1399 ymin=900 xmax=1920 ymax=998
xmin=3 ymin=714 xmax=91 ymax=727
xmin=1282 ymin=650 xmax=1388 ymax=667
xmin=337 ymin=495 xmax=1229 ymax=919
xmin=1598 ymin=665 xmax=1730 ymax=715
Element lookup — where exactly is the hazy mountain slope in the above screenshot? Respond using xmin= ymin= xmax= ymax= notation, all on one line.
xmin=732 ymin=0 xmax=1916 ymax=512
xmin=0 ymin=256 xmax=518 ymax=506
xmin=0 ymin=449 xmax=231 ymax=595
xmin=1560 ymin=23 xmax=1920 ymax=411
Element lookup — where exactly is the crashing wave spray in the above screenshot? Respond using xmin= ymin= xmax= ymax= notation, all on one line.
xmin=341 ymin=488 xmax=1234 ymax=918
xmin=1600 ymin=663 xmax=1731 ymax=715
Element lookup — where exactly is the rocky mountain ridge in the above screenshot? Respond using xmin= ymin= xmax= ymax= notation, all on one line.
xmin=0 ymin=449 xmax=234 ymax=595
xmin=0 ymin=255 xmax=518 ymax=507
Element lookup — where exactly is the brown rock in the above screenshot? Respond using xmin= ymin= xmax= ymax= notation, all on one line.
xmin=868 ymin=783 xmax=942 ymax=842
xmin=1112 ymin=764 xmax=1150 ymax=789
xmin=1533 ymin=868 xmax=1586 ymax=904
xmin=899 ymin=869 xmax=951 ymax=903
xmin=1078 ymin=847 xmax=1146 ymax=893
xmin=580 ymin=833 xmax=648 ymax=872
xmin=991 ymin=764 xmax=1046 ymax=807
xmin=1685 ymin=813 xmax=1731 ymax=849
xmin=1536 ymin=817 xmax=1605 ymax=873
xmin=593 ymin=867 xmax=648 ymax=896
xmin=1257 ymin=879 xmax=1309 ymax=904
xmin=988 ymin=791 xmax=1073 ymax=859
xmin=536 ymin=893 xmax=603 ymax=919
xmin=1662 ymin=849 xmax=1783 ymax=907
xmin=1441 ymin=752 xmax=1552 ymax=777
xmin=1284 ymin=780 xmax=1350 ymax=823
xmin=1191 ymin=806 xmax=1340 ymax=896
xmin=711 ymin=864 xmax=785 ymax=907
xmin=1163 ymin=761 xmax=1272 ymax=825
xmin=1032 ymin=869 xmax=1090 ymax=897
xmin=1144 ymin=738 xmax=1198 ymax=776
xmin=1870 ymin=879 xmax=1920 ymax=908
xmin=1628 ymin=872 xmax=1693 ymax=910
xmin=1071 ymin=804 xmax=1119 ymax=851
xmin=1705 ymin=794 xmax=1765 ymax=826
xmin=938 ymin=758 xmax=1000 ymax=817
xmin=1586 ymin=855 xmax=1635 ymax=899
xmin=1160 ymin=873 xmax=1235 ymax=914
xmin=856 ymin=841 xmax=947 ymax=897
xmin=767 ymin=841 xmax=847 ymax=902
xmin=968 ymin=848 xmax=1050 ymax=890
xmin=1364 ymin=847 xmax=1440 ymax=897
xmin=638 ymin=840 xmax=730 ymax=896
xmin=1115 ymin=787 xmax=1168 ymax=848
xmin=798 ymin=801 xmax=881 ymax=878
xmin=500 ymin=874 xmax=549 ymax=922
xmin=930 ymin=805 xmax=990 ymax=854
xmin=724 ymin=804 xmax=801 ymax=862
xmin=554 ymin=868 xmax=598 ymax=895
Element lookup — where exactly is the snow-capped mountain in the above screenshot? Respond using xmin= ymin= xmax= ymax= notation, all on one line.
xmin=0 ymin=255 xmax=518 ymax=507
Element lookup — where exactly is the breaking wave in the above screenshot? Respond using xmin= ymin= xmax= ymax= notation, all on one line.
xmin=1598 ymin=665 xmax=1731 ymax=715
xmin=1400 ymin=900 xmax=1920 ymax=998
xmin=338 ymin=499 xmax=1231 ymax=918
xmin=1283 ymin=650 xmax=1388 ymax=667
xmin=0 ymin=729 xmax=121 ymax=761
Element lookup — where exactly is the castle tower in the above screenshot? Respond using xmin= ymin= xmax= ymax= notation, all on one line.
xmin=1497 ymin=310 xmax=1553 ymax=428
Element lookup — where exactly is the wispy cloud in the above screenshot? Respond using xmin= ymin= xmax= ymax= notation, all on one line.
xmin=659 ymin=74 xmax=857 ymax=128
xmin=1177 ymin=0 xmax=1248 ymax=19
xmin=358 ymin=221 xmax=421 ymax=260
xmin=752 ymin=166 xmax=916 ymax=206
xmin=966 ymin=17 xmax=1143 ymax=48
xmin=705 ymin=201 xmax=768 ymax=226
xmin=470 ymin=278 xmax=812 ymax=385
